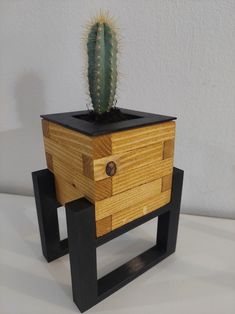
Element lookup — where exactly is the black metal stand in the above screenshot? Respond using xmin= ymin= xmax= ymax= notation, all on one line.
xmin=32 ymin=167 xmax=184 ymax=312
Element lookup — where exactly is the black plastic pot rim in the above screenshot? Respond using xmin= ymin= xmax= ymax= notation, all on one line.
xmin=41 ymin=107 xmax=176 ymax=137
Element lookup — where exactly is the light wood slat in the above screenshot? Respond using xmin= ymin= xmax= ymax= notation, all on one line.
xmin=45 ymin=120 xmax=112 ymax=158
xmin=96 ymin=216 xmax=112 ymax=237
xmin=44 ymin=137 xmax=112 ymax=203
xmin=52 ymin=157 xmax=91 ymax=201
xmin=163 ymin=139 xmax=175 ymax=159
xmin=112 ymin=190 xmax=171 ymax=230
xmin=93 ymin=135 xmax=112 ymax=158
xmin=45 ymin=152 xmax=53 ymax=172
xmin=47 ymin=121 xmax=93 ymax=156
xmin=162 ymin=174 xmax=173 ymax=192
xmin=112 ymin=158 xmax=173 ymax=195
xmin=52 ymin=157 xmax=111 ymax=203
xmin=54 ymin=175 xmax=83 ymax=205
xmin=42 ymin=119 xmax=50 ymax=137
xmin=82 ymin=154 xmax=94 ymax=179
xmin=44 ymin=137 xmax=83 ymax=173
xmin=93 ymin=179 xmax=112 ymax=202
xmin=111 ymin=121 xmax=175 ymax=154
xmin=93 ymin=142 xmax=163 ymax=181
xmin=95 ymin=178 xmax=162 ymax=220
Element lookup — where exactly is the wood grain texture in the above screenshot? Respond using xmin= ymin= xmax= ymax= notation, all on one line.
xmin=93 ymin=135 xmax=112 ymax=158
xmin=111 ymin=121 xmax=175 ymax=154
xmin=41 ymin=119 xmax=176 ymax=237
xmin=47 ymin=121 xmax=93 ymax=157
xmin=95 ymin=178 xmax=162 ymax=220
xmin=92 ymin=142 xmax=163 ymax=182
xmin=111 ymin=190 xmax=171 ymax=230
xmin=93 ymin=179 xmax=112 ymax=202
xmin=54 ymin=175 xmax=83 ymax=205
xmin=44 ymin=137 xmax=83 ymax=173
xmin=52 ymin=156 xmax=111 ymax=203
xmin=42 ymin=119 xmax=50 ymax=138
xmin=82 ymin=154 xmax=94 ymax=179
xmin=46 ymin=121 xmax=112 ymax=158
xmin=162 ymin=174 xmax=173 ymax=192
xmin=45 ymin=152 xmax=53 ymax=172
xmin=163 ymin=139 xmax=175 ymax=159
xmin=93 ymin=155 xmax=120 ymax=181
xmin=112 ymin=158 xmax=173 ymax=195
xmin=96 ymin=216 xmax=112 ymax=237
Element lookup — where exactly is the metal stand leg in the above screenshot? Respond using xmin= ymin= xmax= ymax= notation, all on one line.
xmin=65 ymin=198 xmax=98 ymax=312
xmin=32 ymin=167 xmax=183 ymax=312
xmin=32 ymin=169 xmax=68 ymax=262
xmin=64 ymin=167 xmax=184 ymax=312
xmin=157 ymin=168 xmax=184 ymax=253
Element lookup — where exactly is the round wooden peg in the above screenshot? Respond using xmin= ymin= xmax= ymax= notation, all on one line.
xmin=106 ymin=161 xmax=117 ymax=177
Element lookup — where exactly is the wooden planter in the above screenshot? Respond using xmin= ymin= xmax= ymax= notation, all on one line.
xmin=41 ymin=108 xmax=176 ymax=237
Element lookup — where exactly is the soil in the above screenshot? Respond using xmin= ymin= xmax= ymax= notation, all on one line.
xmin=75 ymin=108 xmax=139 ymax=124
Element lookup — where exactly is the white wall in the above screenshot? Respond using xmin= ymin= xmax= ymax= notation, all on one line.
xmin=1 ymin=0 xmax=235 ymax=218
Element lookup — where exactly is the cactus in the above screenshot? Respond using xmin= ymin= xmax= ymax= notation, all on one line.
xmin=87 ymin=16 xmax=118 ymax=114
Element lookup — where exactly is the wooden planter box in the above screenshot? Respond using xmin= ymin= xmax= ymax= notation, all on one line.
xmin=41 ymin=108 xmax=176 ymax=237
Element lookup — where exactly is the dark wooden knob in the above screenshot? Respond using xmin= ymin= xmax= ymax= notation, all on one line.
xmin=106 ymin=161 xmax=117 ymax=177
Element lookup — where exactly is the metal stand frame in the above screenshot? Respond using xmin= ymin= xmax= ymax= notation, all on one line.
xmin=32 ymin=167 xmax=184 ymax=312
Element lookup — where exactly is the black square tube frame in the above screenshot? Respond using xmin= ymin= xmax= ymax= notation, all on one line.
xmin=32 ymin=167 xmax=184 ymax=312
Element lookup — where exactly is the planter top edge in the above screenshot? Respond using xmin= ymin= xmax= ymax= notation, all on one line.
xmin=41 ymin=108 xmax=177 ymax=136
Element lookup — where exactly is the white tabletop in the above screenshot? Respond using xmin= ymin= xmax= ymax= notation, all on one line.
xmin=0 ymin=193 xmax=235 ymax=314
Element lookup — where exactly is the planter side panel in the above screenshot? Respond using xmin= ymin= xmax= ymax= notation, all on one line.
xmin=41 ymin=119 xmax=176 ymax=237
xmin=96 ymin=121 xmax=175 ymax=232
xmin=42 ymin=120 xmax=112 ymax=205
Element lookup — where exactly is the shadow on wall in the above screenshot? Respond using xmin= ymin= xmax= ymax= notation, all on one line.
xmin=0 ymin=72 xmax=46 ymax=195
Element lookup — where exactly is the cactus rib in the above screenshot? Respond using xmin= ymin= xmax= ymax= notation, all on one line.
xmin=87 ymin=17 xmax=118 ymax=114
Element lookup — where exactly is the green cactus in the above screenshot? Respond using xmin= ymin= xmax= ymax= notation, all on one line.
xmin=87 ymin=16 xmax=118 ymax=114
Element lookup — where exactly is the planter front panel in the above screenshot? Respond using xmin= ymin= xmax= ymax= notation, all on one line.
xmin=42 ymin=119 xmax=175 ymax=237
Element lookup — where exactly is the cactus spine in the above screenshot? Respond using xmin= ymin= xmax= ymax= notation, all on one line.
xmin=87 ymin=16 xmax=118 ymax=114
